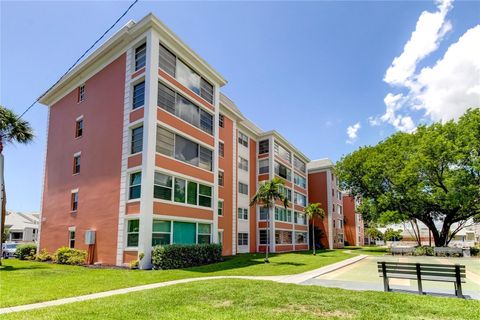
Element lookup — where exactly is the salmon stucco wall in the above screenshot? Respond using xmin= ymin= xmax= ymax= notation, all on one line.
xmin=40 ymin=54 xmax=126 ymax=265
xmin=307 ymin=171 xmax=330 ymax=249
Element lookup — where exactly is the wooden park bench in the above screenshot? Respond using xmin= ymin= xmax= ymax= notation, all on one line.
xmin=390 ymin=247 xmax=415 ymax=256
xmin=377 ymin=261 xmax=466 ymax=298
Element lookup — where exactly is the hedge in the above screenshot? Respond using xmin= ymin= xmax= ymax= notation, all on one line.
xmin=15 ymin=243 xmax=37 ymax=260
xmin=152 ymin=243 xmax=222 ymax=270
xmin=53 ymin=247 xmax=87 ymax=265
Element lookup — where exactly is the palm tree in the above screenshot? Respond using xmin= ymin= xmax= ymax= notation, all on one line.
xmin=0 ymin=105 xmax=34 ymax=264
xmin=250 ymin=177 xmax=289 ymax=263
xmin=305 ymin=203 xmax=325 ymax=255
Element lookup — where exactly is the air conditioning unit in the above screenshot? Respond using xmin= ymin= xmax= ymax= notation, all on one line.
xmin=85 ymin=230 xmax=96 ymax=245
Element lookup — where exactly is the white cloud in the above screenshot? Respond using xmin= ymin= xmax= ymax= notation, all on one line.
xmin=413 ymin=25 xmax=480 ymax=121
xmin=346 ymin=122 xmax=361 ymax=144
xmin=371 ymin=0 xmax=480 ymax=133
xmin=384 ymin=0 xmax=453 ymax=87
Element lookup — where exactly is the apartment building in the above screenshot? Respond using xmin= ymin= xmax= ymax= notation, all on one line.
xmin=38 ymin=14 xmax=309 ymax=268
xmin=307 ymin=159 xmax=344 ymax=249
xmin=343 ymin=194 xmax=364 ymax=246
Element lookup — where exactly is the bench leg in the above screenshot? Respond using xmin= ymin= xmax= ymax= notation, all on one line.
xmin=383 ymin=277 xmax=390 ymax=292
xmin=455 ymin=265 xmax=464 ymax=298
xmin=416 ymin=263 xmax=423 ymax=295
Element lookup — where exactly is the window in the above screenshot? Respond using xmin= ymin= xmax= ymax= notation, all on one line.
xmin=337 ymin=191 xmax=342 ymax=201
xmin=219 ymin=142 xmax=224 ymax=157
xmin=294 ymin=173 xmax=306 ymax=189
xmin=218 ymin=200 xmax=223 ymax=216
xmin=259 ymin=140 xmax=269 ymax=154
xmin=152 ymin=220 xmax=171 ymax=246
xmin=338 ymin=205 xmax=343 ymax=215
xmin=197 ymin=223 xmax=211 ymax=244
xmin=275 ymin=207 xmax=292 ymax=222
xmin=294 ymin=192 xmax=307 ymax=207
xmin=153 ymin=173 xmax=211 ymax=208
xmin=78 ymin=85 xmax=85 ymax=102
xmin=218 ymin=230 xmax=224 ymax=245
xmin=131 ymin=126 xmax=143 ymax=154
xmin=127 ymin=220 xmax=139 ymax=247
xmin=238 ymin=208 xmax=248 ymax=220
xmin=159 ymin=44 xmax=176 ymax=77
xmin=293 ymin=156 xmax=306 ymax=173
xmin=238 ymin=157 xmax=248 ymax=171
xmin=174 ymin=178 xmax=186 ymax=203
xmin=159 ymin=83 xmax=213 ymax=134
xmin=259 ymin=159 xmax=269 ymax=174
xmin=219 ymin=114 xmax=224 ymax=128
xmin=159 ymin=44 xmax=214 ymax=104
xmin=294 ymin=212 xmax=307 ymax=225
xmin=129 ymin=172 xmax=141 ymax=200
xmin=238 ymin=233 xmax=248 ymax=246
xmin=259 ymin=230 xmax=269 ymax=245
xmin=154 ymin=172 xmax=172 ymax=200
xmin=238 ymin=182 xmax=248 ymax=195
xmin=135 ymin=43 xmax=146 ymax=71
xmin=279 ymin=186 xmax=292 ymax=202
xmin=274 ymin=142 xmax=291 ymax=163
xmin=158 ymin=83 xmax=213 ymax=135
xmin=238 ymin=131 xmax=248 ymax=147
xmin=274 ymin=162 xmax=291 ymax=180
xmin=73 ymin=154 xmax=81 ymax=174
xmin=295 ymin=232 xmax=307 ymax=244
xmin=198 ymin=184 xmax=212 ymax=207
xmin=275 ymin=230 xmax=292 ymax=244
xmin=71 ymin=191 xmax=78 ymax=212
xmin=259 ymin=207 xmax=269 ymax=220
xmin=132 ymin=81 xmax=145 ymax=109
xmin=157 ymin=126 xmax=213 ymax=171
xmin=69 ymin=230 xmax=75 ymax=248
xmin=218 ymin=171 xmax=224 ymax=186
xmin=75 ymin=119 xmax=83 ymax=138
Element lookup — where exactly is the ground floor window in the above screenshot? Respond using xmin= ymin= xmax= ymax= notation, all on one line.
xmin=10 ymin=232 xmax=23 ymax=241
xmin=259 ymin=229 xmax=269 ymax=245
xmin=152 ymin=220 xmax=171 ymax=246
xmin=275 ymin=230 xmax=292 ymax=244
xmin=197 ymin=223 xmax=211 ymax=244
xmin=238 ymin=233 xmax=248 ymax=246
xmin=69 ymin=230 xmax=75 ymax=248
xmin=127 ymin=220 xmax=139 ymax=247
xmin=218 ymin=230 xmax=224 ymax=245
xmin=295 ymin=232 xmax=307 ymax=244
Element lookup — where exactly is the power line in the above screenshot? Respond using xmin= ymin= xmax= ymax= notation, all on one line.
xmin=19 ymin=0 xmax=139 ymax=119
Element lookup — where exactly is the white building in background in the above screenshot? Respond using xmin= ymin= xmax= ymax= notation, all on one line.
xmin=4 ymin=211 xmax=39 ymax=243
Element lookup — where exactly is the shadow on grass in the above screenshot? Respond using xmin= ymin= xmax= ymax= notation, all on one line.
xmin=0 ymin=264 xmax=50 ymax=272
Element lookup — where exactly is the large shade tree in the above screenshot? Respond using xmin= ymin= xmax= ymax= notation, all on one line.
xmin=250 ymin=177 xmax=289 ymax=263
xmin=336 ymin=108 xmax=480 ymax=247
xmin=0 ymin=105 xmax=34 ymax=264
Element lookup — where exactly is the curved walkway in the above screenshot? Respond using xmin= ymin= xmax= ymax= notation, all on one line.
xmin=0 ymin=255 xmax=366 ymax=315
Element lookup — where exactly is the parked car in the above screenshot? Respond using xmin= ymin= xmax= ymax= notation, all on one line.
xmin=2 ymin=243 xmax=18 ymax=258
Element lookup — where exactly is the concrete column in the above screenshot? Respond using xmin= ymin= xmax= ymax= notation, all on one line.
xmin=138 ymin=30 xmax=160 ymax=269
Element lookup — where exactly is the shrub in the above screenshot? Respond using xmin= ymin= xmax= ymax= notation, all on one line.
xmin=15 ymin=243 xmax=37 ymax=260
xmin=152 ymin=244 xmax=222 ymax=270
xmin=36 ymin=249 xmax=52 ymax=262
xmin=53 ymin=247 xmax=87 ymax=265
xmin=470 ymin=246 xmax=479 ymax=256
xmin=414 ymin=246 xmax=434 ymax=256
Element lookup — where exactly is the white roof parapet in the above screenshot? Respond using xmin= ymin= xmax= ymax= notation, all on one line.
xmin=307 ymin=158 xmax=334 ymax=172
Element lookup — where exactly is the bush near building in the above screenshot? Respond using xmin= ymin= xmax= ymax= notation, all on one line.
xmin=152 ymin=244 xmax=222 ymax=270
xmin=15 ymin=243 xmax=37 ymax=260
xmin=53 ymin=247 xmax=87 ymax=265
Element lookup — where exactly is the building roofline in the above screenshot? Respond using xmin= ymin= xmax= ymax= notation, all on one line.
xmin=260 ymin=130 xmax=310 ymax=162
xmin=39 ymin=13 xmax=227 ymax=106
xmin=307 ymin=158 xmax=335 ymax=172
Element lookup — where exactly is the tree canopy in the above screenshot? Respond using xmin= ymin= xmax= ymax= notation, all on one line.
xmin=336 ymin=108 xmax=480 ymax=247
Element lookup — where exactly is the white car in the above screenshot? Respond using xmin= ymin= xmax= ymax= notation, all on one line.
xmin=2 ymin=243 xmax=18 ymax=258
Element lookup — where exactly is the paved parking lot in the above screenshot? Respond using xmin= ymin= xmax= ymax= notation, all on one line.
xmin=304 ymin=255 xmax=480 ymax=299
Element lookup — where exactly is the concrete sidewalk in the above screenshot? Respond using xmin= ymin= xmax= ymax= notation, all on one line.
xmin=0 ymin=255 xmax=366 ymax=315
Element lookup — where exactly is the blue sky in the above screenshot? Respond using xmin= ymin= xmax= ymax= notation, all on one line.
xmin=1 ymin=0 xmax=479 ymax=212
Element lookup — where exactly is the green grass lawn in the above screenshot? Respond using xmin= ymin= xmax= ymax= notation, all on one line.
xmin=0 ymin=250 xmax=354 ymax=308
xmin=343 ymin=246 xmax=388 ymax=256
xmin=4 ymin=279 xmax=479 ymax=320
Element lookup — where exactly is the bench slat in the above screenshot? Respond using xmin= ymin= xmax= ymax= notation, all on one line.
xmin=377 ymin=269 xmax=466 ymax=278
xmin=377 ymin=262 xmax=465 ymax=268
xmin=379 ymin=274 xmax=466 ymax=283
xmin=377 ymin=266 xmax=465 ymax=272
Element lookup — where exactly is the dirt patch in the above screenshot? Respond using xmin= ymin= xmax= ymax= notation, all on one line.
xmin=212 ymin=300 xmax=233 ymax=308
